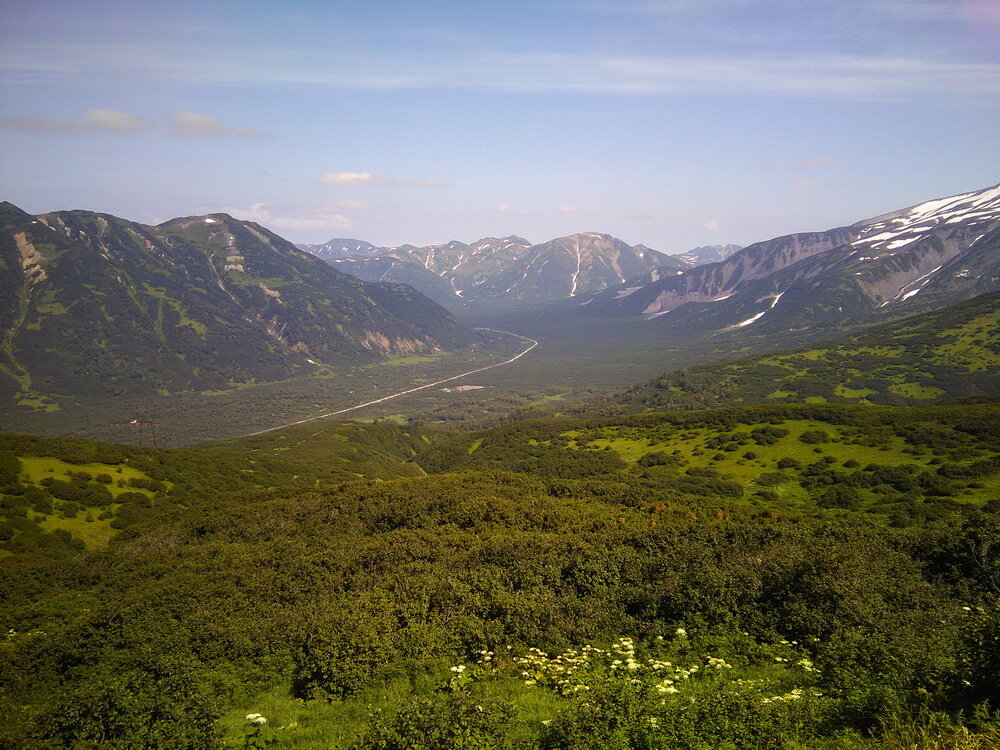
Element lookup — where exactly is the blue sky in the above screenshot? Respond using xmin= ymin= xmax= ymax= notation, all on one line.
xmin=1 ymin=0 xmax=998 ymax=252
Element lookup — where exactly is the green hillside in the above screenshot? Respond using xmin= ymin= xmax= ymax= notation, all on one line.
xmin=417 ymin=404 xmax=1000 ymax=520
xmin=2 ymin=403 xmax=1000 ymax=747
xmin=0 ymin=421 xmax=438 ymax=557
xmin=610 ymin=291 xmax=1000 ymax=413
xmin=0 ymin=203 xmax=475 ymax=413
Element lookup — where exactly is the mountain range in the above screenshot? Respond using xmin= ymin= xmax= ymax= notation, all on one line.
xmin=298 ymin=235 xmax=736 ymax=309
xmin=572 ymin=184 xmax=1000 ymax=333
xmin=3 ymin=182 xmax=996 ymax=419
xmin=0 ymin=203 xmax=475 ymax=411
xmin=301 ymin=185 xmax=998 ymax=330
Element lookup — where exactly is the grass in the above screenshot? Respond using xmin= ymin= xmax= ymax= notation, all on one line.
xmin=217 ymin=670 xmax=451 ymax=748
xmin=933 ymin=308 xmax=1000 ymax=371
xmin=18 ymin=456 xmax=158 ymax=497
xmin=37 ymin=512 xmax=118 ymax=549
xmin=167 ymin=299 xmax=208 ymax=336
xmin=217 ymin=669 xmax=564 ymax=748
xmin=15 ymin=392 xmax=61 ymax=412
xmin=0 ymin=336 xmax=525 ymax=446
xmin=13 ymin=457 xmax=165 ymax=549
xmin=889 ymin=382 xmax=946 ymax=399
xmin=561 ymin=416 xmax=992 ymax=506
xmin=382 ymin=353 xmax=447 ymax=366
xmin=615 ymin=293 xmax=1000 ymax=415
xmin=834 ymin=385 xmax=877 ymax=399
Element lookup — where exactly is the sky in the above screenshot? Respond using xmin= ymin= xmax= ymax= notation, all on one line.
xmin=1 ymin=0 xmax=998 ymax=253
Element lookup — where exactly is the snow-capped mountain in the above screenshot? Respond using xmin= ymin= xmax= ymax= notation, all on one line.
xmin=295 ymin=238 xmax=380 ymax=260
xmin=574 ymin=183 xmax=1000 ymax=332
xmin=316 ymin=233 xmax=675 ymax=309
xmin=672 ymin=244 xmax=743 ymax=267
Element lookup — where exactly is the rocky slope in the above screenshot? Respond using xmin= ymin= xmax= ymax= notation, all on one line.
xmin=573 ymin=184 xmax=1000 ymax=333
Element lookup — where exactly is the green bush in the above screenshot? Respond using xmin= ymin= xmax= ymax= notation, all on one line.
xmin=360 ymin=687 xmax=515 ymax=749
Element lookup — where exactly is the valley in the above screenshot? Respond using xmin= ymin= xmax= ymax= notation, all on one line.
xmin=2 ymin=177 xmax=999 ymax=749
xmin=4 ymin=0 xmax=1000 ymax=745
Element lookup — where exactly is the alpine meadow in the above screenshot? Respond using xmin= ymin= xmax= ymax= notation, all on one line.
xmin=1 ymin=1 xmax=999 ymax=748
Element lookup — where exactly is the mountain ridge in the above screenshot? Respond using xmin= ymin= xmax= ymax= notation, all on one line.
xmin=569 ymin=183 xmax=1000 ymax=333
xmin=304 ymin=232 xmax=698 ymax=309
xmin=0 ymin=202 xmax=477 ymax=411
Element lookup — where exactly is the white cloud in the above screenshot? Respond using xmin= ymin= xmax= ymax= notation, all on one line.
xmin=0 ymin=108 xmax=153 ymax=134
xmin=320 ymin=171 xmax=439 ymax=187
xmin=800 ymin=156 xmax=832 ymax=168
xmin=170 ymin=111 xmax=270 ymax=138
xmin=321 ymin=171 xmax=385 ymax=185
xmin=336 ymin=198 xmax=368 ymax=210
xmin=702 ymin=219 xmax=721 ymax=231
xmin=795 ymin=178 xmax=815 ymax=188
xmin=557 ymin=205 xmax=579 ymax=214
xmin=221 ymin=202 xmax=354 ymax=232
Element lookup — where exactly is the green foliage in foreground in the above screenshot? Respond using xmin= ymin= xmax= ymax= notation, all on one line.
xmin=0 ymin=403 xmax=999 ymax=747
xmin=0 ymin=474 xmax=998 ymax=745
xmin=605 ymin=290 xmax=1000 ymax=413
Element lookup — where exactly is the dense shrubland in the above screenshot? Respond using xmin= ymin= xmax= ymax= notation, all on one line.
xmin=588 ymin=291 xmax=1000 ymax=416
xmin=0 ymin=403 xmax=998 ymax=746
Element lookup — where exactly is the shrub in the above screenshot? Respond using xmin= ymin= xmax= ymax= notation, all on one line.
xmin=360 ymin=688 xmax=515 ymax=750
xmin=34 ymin=664 xmax=220 ymax=749
xmin=800 ymin=431 xmax=830 ymax=445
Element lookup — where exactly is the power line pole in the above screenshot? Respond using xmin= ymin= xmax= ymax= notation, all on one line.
xmin=130 ymin=419 xmax=159 ymax=448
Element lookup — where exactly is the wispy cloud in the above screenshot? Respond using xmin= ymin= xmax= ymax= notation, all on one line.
xmin=0 ymin=108 xmax=270 ymax=138
xmin=0 ymin=108 xmax=153 ymax=134
xmin=702 ymin=219 xmax=721 ymax=231
xmin=800 ymin=156 xmax=832 ymax=168
xmin=336 ymin=198 xmax=369 ymax=210
xmin=871 ymin=0 xmax=1000 ymax=23
xmin=795 ymin=178 xmax=815 ymax=188
xmin=320 ymin=171 xmax=440 ymax=187
xmin=170 ymin=111 xmax=270 ymax=138
xmin=221 ymin=202 xmax=354 ymax=232
xmin=493 ymin=204 xmax=582 ymax=216
xmin=4 ymin=40 xmax=998 ymax=100
xmin=598 ymin=54 xmax=1000 ymax=98
xmin=494 ymin=203 xmax=536 ymax=216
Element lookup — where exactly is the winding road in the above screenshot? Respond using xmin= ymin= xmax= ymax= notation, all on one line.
xmin=242 ymin=327 xmax=538 ymax=438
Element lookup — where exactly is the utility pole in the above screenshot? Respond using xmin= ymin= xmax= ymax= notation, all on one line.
xmin=130 ymin=419 xmax=159 ymax=448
